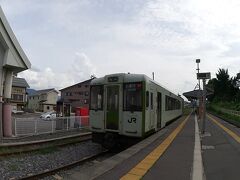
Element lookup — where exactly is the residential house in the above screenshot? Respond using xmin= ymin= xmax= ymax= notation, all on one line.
xmin=11 ymin=77 xmax=29 ymax=111
xmin=59 ymin=78 xmax=94 ymax=112
xmin=28 ymin=88 xmax=58 ymax=112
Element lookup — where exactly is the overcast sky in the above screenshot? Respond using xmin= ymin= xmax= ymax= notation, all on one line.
xmin=1 ymin=0 xmax=240 ymax=96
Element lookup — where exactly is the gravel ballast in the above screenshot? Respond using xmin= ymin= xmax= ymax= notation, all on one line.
xmin=0 ymin=141 xmax=103 ymax=179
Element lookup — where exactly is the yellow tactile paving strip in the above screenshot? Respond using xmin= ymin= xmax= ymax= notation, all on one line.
xmin=120 ymin=114 xmax=191 ymax=180
xmin=207 ymin=114 xmax=240 ymax=143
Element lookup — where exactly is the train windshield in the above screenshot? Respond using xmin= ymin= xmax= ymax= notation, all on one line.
xmin=90 ymin=86 xmax=103 ymax=110
xmin=123 ymin=82 xmax=142 ymax=111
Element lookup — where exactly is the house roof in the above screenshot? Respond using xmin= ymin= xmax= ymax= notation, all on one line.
xmin=59 ymin=78 xmax=95 ymax=91
xmin=0 ymin=6 xmax=31 ymax=72
xmin=12 ymin=77 xmax=29 ymax=88
xmin=29 ymin=88 xmax=58 ymax=97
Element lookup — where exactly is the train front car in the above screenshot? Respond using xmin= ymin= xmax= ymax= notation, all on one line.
xmin=89 ymin=74 xmax=145 ymax=149
xmin=89 ymin=73 xmax=183 ymax=149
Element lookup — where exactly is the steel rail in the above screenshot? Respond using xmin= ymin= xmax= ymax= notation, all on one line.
xmin=0 ymin=134 xmax=92 ymax=157
xmin=20 ymin=150 xmax=109 ymax=180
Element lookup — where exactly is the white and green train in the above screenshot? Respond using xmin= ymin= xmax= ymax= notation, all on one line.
xmin=90 ymin=73 xmax=183 ymax=148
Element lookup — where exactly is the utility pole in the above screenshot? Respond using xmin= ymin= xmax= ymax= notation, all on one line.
xmin=196 ymin=59 xmax=201 ymax=118
xmin=197 ymin=72 xmax=211 ymax=134
xmin=196 ymin=59 xmax=201 ymax=90
xmin=202 ymin=79 xmax=206 ymax=134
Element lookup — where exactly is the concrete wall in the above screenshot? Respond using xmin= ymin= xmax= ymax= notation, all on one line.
xmin=43 ymin=104 xmax=55 ymax=112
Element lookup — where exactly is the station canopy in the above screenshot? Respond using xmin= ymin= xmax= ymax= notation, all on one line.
xmin=183 ymin=88 xmax=213 ymax=101
xmin=0 ymin=6 xmax=31 ymax=73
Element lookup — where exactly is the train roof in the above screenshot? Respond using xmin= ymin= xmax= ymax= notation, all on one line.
xmin=91 ymin=73 xmax=146 ymax=84
xmin=91 ymin=73 xmax=181 ymax=99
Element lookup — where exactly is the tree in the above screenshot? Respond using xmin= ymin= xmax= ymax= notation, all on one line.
xmin=207 ymin=68 xmax=240 ymax=102
xmin=206 ymin=78 xmax=217 ymax=102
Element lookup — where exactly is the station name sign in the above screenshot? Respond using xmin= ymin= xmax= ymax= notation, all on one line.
xmin=197 ymin=72 xmax=211 ymax=80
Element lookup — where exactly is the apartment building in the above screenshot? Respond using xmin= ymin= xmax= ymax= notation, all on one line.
xmin=59 ymin=78 xmax=94 ymax=112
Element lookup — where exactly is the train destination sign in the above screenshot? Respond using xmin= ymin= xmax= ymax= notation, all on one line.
xmin=197 ymin=72 xmax=211 ymax=80
xmin=108 ymin=77 xmax=118 ymax=82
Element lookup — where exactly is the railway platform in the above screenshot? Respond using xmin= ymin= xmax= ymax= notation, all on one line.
xmin=68 ymin=113 xmax=240 ymax=180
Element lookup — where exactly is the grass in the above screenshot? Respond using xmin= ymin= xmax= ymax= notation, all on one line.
xmin=183 ymin=108 xmax=192 ymax=115
xmin=35 ymin=146 xmax=58 ymax=155
xmin=207 ymin=104 xmax=240 ymax=123
xmin=0 ymin=147 xmax=10 ymax=154
xmin=211 ymin=101 xmax=240 ymax=111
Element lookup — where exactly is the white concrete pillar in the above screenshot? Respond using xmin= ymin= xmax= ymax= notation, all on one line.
xmin=3 ymin=70 xmax=13 ymax=99
xmin=0 ymin=66 xmax=4 ymax=139
xmin=3 ymin=70 xmax=13 ymax=137
xmin=0 ymin=102 xmax=2 ymax=139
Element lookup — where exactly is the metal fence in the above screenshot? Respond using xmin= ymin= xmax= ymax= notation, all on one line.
xmin=13 ymin=116 xmax=89 ymax=136
xmin=220 ymin=108 xmax=240 ymax=117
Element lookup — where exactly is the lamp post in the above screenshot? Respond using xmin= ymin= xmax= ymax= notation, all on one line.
xmin=196 ymin=59 xmax=201 ymax=89
xmin=196 ymin=59 xmax=201 ymax=118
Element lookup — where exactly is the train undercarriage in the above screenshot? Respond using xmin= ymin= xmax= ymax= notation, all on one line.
xmin=92 ymin=132 xmax=142 ymax=150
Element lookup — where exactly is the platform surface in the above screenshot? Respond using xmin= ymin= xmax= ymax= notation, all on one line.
xmin=68 ymin=113 xmax=240 ymax=180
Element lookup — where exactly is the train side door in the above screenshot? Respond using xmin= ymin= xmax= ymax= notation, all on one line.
xmin=150 ymin=92 xmax=155 ymax=129
xmin=105 ymin=85 xmax=119 ymax=131
xmin=157 ymin=92 xmax=162 ymax=129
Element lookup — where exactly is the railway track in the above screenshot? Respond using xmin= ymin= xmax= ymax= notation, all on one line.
xmin=20 ymin=150 xmax=109 ymax=180
xmin=0 ymin=133 xmax=92 ymax=157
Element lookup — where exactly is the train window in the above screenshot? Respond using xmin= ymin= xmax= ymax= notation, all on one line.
xmin=146 ymin=91 xmax=149 ymax=108
xmin=150 ymin=92 xmax=153 ymax=109
xmin=123 ymin=83 xmax=142 ymax=111
xmin=165 ymin=96 xmax=169 ymax=110
xmin=165 ymin=95 xmax=181 ymax=111
xmin=90 ymin=86 xmax=103 ymax=110
xmin=107 ymin=86 xmax=119 ymax=110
